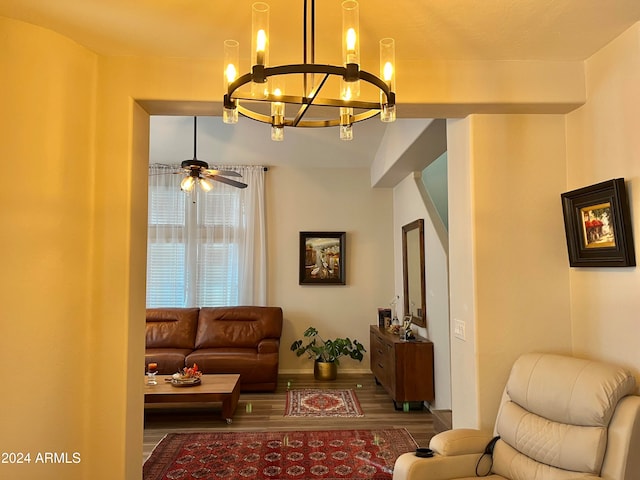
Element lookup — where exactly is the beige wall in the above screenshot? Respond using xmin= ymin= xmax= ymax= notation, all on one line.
xmin=448 ymin=114 xmax=573 ymax=429
xmin=444 ymin=22 xmax=640 ymax=429
xmin=0 ymin=18 xmax=97 ymax=480
xmin=566 ymin=24 xmax=640 ymax=375
xmin=267 ymin=166 xmax=394 ymax=373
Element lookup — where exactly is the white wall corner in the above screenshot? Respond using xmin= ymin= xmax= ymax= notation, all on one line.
xmin=370 ymin=118 xmax=446 ymax=188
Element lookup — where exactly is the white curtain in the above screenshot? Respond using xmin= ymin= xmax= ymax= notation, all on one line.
xmin=147 ymin=164 xmax=266 ymax=307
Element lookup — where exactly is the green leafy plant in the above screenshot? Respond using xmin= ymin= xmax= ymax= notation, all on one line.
xmin=290 ymin=326 xmax=366 ymax=365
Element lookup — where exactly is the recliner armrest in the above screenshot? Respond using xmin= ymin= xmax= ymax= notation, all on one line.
xmin=392 ymin=429 xmax=495 ymax=480
xmin=392 ymin=451 xmax=484 ymax=480
xmin=430 ymin=428 xmax=494 ymax=456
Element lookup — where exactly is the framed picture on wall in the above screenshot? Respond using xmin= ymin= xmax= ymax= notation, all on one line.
xmin=561 ymin=178 xmax=635 ymax=267
xmin=299 ymin=232 xmax=346 ymax=285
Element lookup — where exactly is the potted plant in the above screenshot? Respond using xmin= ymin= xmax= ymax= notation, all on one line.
xmin=290 ymin=326 xmax=366 ymax=380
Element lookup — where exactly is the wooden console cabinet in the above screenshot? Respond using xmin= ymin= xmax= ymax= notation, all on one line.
xmin=370 ymin=325 xmax=434 ymax=406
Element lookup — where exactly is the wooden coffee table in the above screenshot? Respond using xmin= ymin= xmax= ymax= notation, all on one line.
xmin=144 ymin=374 xmax=241 ymax=424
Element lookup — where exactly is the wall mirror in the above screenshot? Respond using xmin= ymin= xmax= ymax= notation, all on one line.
xmin=402 ymin=219 xmax=426 ymax=327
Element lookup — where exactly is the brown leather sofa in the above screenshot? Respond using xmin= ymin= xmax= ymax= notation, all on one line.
xmin=145 ymin=306 xmax=283 ymax=392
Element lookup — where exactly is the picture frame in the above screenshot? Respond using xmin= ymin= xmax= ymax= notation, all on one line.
xmin=561 ymin=178 xmax=635 ymax=267
xmin=299 ymin=232 xmax=346 ymax=285
xmin=377 ymin=308 xmax=392 ymax=329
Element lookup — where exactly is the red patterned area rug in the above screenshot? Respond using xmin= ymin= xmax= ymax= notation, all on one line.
xmin=143 ymin=429 xmax=418 ymax=480
xmin=284 ymin=389 xmax=364 ymax=418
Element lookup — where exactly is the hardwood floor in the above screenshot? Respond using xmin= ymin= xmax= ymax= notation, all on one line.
xmin=143 ymin=372 xmax=436 ymax=462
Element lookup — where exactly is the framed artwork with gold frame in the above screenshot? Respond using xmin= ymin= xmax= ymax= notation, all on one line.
xmin=561 ymin=178 xmax=635 ymax=267
xmin=299 ymin=232 xmax=346 ymax=285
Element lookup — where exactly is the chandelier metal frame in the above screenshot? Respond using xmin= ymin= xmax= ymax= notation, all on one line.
xmin=222 ymin=0 xmax=396 ymax=129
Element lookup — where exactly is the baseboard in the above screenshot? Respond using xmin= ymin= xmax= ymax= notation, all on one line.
xmin=278 ymin=368 xmax=372 ymax=375
xmin=429 ymin=409 xmax=452 ymax=433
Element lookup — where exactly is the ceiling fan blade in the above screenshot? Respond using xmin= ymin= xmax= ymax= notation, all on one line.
xmin=204 ymin=174 xmax=248 ymax=189
xmin=204 ymin=169 xmax=242 ymax=177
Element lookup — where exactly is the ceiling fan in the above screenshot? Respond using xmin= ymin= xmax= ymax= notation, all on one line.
xmin=169 ymin=116 xmax=247 ymax=192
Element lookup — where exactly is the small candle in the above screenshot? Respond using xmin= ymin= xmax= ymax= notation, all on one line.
xmin=148 ymin=362 xmax=157 ymax=372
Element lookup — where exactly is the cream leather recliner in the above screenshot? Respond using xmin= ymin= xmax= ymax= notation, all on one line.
xmin=393 ymin=353 xmax=640 ymax=480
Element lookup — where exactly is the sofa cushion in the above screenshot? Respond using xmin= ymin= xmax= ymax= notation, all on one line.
xmin=195 ymin=306 xmax=283 ymax=349
xmin=186 ymin=347 xmax=279 ymax=384
xmin=146 ymin=308 xmax=199 ymax=349
xmin=145 ymin=348 xmax=193 ymax=375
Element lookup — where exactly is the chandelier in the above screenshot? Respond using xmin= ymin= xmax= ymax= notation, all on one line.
xmin=222 ymin=0 xmax=396 ymax=141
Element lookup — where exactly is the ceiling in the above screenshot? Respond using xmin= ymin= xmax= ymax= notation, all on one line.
xmin=3 ymin=0 xmax=640 ymax=62
xmin=149 ymin=115 xmax=393 ymax=169
xmin=4 ymin=0 xmax=640 ymax=169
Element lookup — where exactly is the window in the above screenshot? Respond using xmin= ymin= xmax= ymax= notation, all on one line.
xmin=146 ymin=164 xmax=266 ymax=307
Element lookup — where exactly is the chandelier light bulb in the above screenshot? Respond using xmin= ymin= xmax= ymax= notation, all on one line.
xmin=252 ymin=3 xmax=269 ymax=67
xmin=223 ymin=39 xmax=239 ymax=88
xmin=342 ymin=1 xmax=360 ymax=66
xmin=271 ymin=82 xmax=285 ymax=141
xmin=381 ymin=104 xmax=396 ymax=123
xmin=251 ymin=2 xmax=270 ymax=97
xmin=340 ymin=124 xmax=353 ymax=141
xmin=223 ymin=39 xmax=240 ymax=123
xmin=226 ymin=64 xmax=237 ymax=84
xmin=341 ymin=83 xmax=352 ymax=101
xmin=383 ymin=62 xmax=393 ymax=82
xmin=379 ymin=37 xmax=396 ymax=123
xmin=223 ymin=107 xmax=238 ymax=124
xmin=346 ymin=28 xmax=357 ymax=56
xmin=340 ymin=107 xmax=353 ymax=141
xmin=271 ymin=126 xmax=284 ymax=141
xmin=256 ymin=29 xmax=267 ymax=64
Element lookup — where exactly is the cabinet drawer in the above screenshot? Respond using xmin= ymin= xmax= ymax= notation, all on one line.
xmin=369 ymin=325 xmax=434 ymax=404
xmin=370 ymin=330 xmax=393 ymax=389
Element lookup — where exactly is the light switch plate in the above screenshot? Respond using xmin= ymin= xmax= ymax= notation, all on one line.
xmin=454 ymin=318 xmax=466 ymax=341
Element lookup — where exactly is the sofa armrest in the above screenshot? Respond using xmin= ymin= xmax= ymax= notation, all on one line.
xmin=430 ymin=429 xmax=494 ymax=456
xmin=393 ymin=452 xmax=483 ymax=480
xmin=257 ymin=338 xmax=279 ymax=354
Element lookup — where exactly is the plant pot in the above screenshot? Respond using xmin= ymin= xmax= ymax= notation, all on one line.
xmin=314 ymin=360 xmax=337 ymax=381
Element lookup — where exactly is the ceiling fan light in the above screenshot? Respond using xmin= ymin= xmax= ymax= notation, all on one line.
xmin=199 ymin=177 xmax=213 ymax=192
xmin=180 ymin=175 xmax=196 ymax=192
